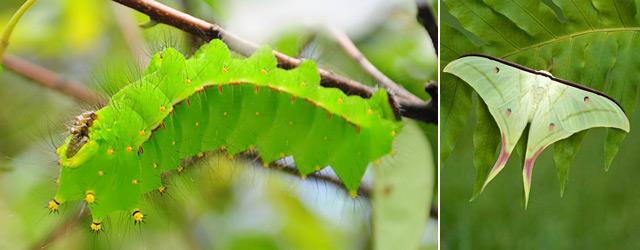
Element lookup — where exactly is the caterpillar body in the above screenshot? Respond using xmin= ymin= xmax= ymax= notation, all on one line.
xmin=51 ymin=39 xmax=401 ymax=230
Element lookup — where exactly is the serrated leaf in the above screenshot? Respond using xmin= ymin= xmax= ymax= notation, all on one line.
xmin=470 ymin=100 xmax=499 ymax=200
xmin=553 ymin=131 xmax=587 ymax=197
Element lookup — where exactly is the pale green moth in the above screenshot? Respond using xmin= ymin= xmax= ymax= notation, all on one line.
xmin=444 ymin=55 xmax=630 ymax=207
xmin=50 ymin=39 xmax=402 ymax=231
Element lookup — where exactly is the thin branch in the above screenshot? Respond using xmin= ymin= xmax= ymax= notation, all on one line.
xmin=328 ymin=27 xmax=424 ymax=104
xmin=2 ymin=55 xmax=103 ymax=105
xmin=0 ymin=0 xmax=38 ymax=59
xmin=111 ymin=3 xmax=149 ymax=69
xmin=416 ymin=0 xmax=438 ymax=55
xmin=112 ymin=0 xmax=434 ymax=123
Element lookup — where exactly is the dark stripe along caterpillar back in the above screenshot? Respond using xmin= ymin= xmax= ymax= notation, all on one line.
xmin=51 ymin=39 xmax=401 ymax=231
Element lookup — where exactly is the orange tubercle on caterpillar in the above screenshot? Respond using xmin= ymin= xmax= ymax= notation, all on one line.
xmin=260 ymin=69 xmax=268 ymax=75
xmin=139 ymin=130 xmax=146 ymax=136
xmin=47 ymin=199 xmax=60 ymax=213
xmin=300 ymin=82 xmax=306 ymax=88
xmin=158 ymin=186 xmax=166 ymax=194
xmin=349 ymin=191 xmax=358 ymax=198
xmin=126 ymin=146 xmax=133 ymax=152
xmin=90 ymin=221 xmax=102 ymax=233
xmin=85 ymin=191 xmax=95 ymax=204
xmin=222 ymin=66 xmax=229 ymax=73
xmin=132 ymin=210 xmax=144 ymax=224
xmin=367 ymin=109 xmax=374 ymax=115
xmin=185 ymin=78 xmax=191 ymax=85
xmin=160 ymin=106 xmax=166 ymax=112
xmin=107 ymin=148 xmax=114 ymax=155
xmin=337 ymin=98 xmax=344 ymax=104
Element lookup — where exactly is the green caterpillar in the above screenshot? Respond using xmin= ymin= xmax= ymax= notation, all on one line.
xmin=49 ymin=39 xmax=401 ymax=231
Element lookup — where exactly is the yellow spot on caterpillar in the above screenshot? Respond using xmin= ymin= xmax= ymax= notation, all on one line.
xmin=279 ymin=152 xmax=286 ymax=158
xmin=300 ymin=174 xmax=307 ymax=180
xmin=90 ymin=222 xmax=102 ymax=233
xmin=373 ymin=159 xmax=381 ymax=166
xmin=139 ymin=130 xmax=145 ymax=136
xmin=367 ymin=109 xmax=374 ymax=115
xmin=126 ymin=146 xmax=133 ymax=152
xmin=314 ymin=166 xmax=321 ymax=171
xmin=255 ymin=111 xmax=260 ymax=116
xmin=260 ymin=69 xmax=267 ymax=75
xmin=185 ymin=78 xmax=191 ymax=85
xmin=197 ymin=152 xmax=204 ymax=157
xmin=337 ymin=98 xmax=344 ymax=104
xmin=248 ymin=145 xmax=256 ymax=151
xmin=47 ymin=199 xmax=60 ymax=212
xmin=85 ymin=192 xmax=95 ymax=204
xmin=107 ymin=149 xmax=114 ymax=155
xmin=132 ymin=179 xmax=139 ymax=185
xmin=153 ymin=163 xmax=158 ymax=169
xmin=172 ymin=141 xmax=176 ymax=146
xmin=223 ymin=112 xmax=228 ymax=117
xmin=177 ymin=166 xmax=185 ymax=173
xmin=98 ymin=170 xmax=104 ymax=176
xmin=300 ymin=82 xmax=306 ymax=88
xmin=132 ymin=210 xmax=144 ymax=224
xmin=262 ymin=162 xmax=269 ymax=168
xmin=158 ymin=186 xmax=166 ymax=194
xmin=222 ymin=66 xmax=229 ymax=73
xmin=160 ymin=106 xmax=166 ymax=112
xmin=349 ymin=191 xmax=358 ymax=198
xmin=391 ymin=130 xmax=397 ymax=137
xmin=55 ymin=178 xmax=60 ymax=184
xmin=195 ymin=122 xmax=200 ymax=127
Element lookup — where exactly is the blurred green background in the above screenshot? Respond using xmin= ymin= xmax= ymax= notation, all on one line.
xmin=0 ymin=0 xmax=436 ymax=249
xmin=442 ymin=85 xmax=640 ymax=249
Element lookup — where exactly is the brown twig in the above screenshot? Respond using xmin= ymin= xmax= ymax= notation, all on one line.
xmin=112 ymin=0 xmax=434 ymax=123
xmin=329 ymin=27 xmax=423 ymax=104
xmin=416 ymin=0 xmax=438 ymax=55
xmin=111 ymin=2 xmax=149 ymax=69
xmin=2 ymin=55 xmax=103 ymax=105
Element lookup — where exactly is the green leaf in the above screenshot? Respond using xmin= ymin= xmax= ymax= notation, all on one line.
xmin=553 ymin=131 xmax=587 ymax=197
xmin=442 ymin=0 xmax=640 ymax=194
xmin=470 ymin=100 xmax=500 ymax=200
xmin=373 ymin=121 xmax=434 ymax=250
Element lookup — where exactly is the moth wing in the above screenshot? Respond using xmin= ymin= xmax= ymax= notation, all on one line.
xmin=444 ymin=56 xmax=533 ymax=188
xmin=523 ymin=77 xmax=630 ymax=206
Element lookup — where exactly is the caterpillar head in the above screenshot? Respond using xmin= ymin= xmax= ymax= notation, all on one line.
xmin=57 ymin=111 xmax=100 ymax=168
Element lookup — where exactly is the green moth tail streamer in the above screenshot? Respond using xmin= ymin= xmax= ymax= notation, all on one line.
xmin=50 ymin=39 xmax=401 ymax=230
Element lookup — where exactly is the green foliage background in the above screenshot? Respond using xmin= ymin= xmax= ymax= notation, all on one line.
xmin=0 ymin=0 xmax=437 ymax=249
xmin=441 ymin=0 xmax=640 ymax=249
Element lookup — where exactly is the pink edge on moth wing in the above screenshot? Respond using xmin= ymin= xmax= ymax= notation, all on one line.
xmin=482 ymin=134 xmax=510 ymax=191
xmin=523 ymin=146 xmax=545 ymax=209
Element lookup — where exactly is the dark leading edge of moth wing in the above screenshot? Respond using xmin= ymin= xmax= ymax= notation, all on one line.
xmin=457 ymin=54 xmax=625 ymax=113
